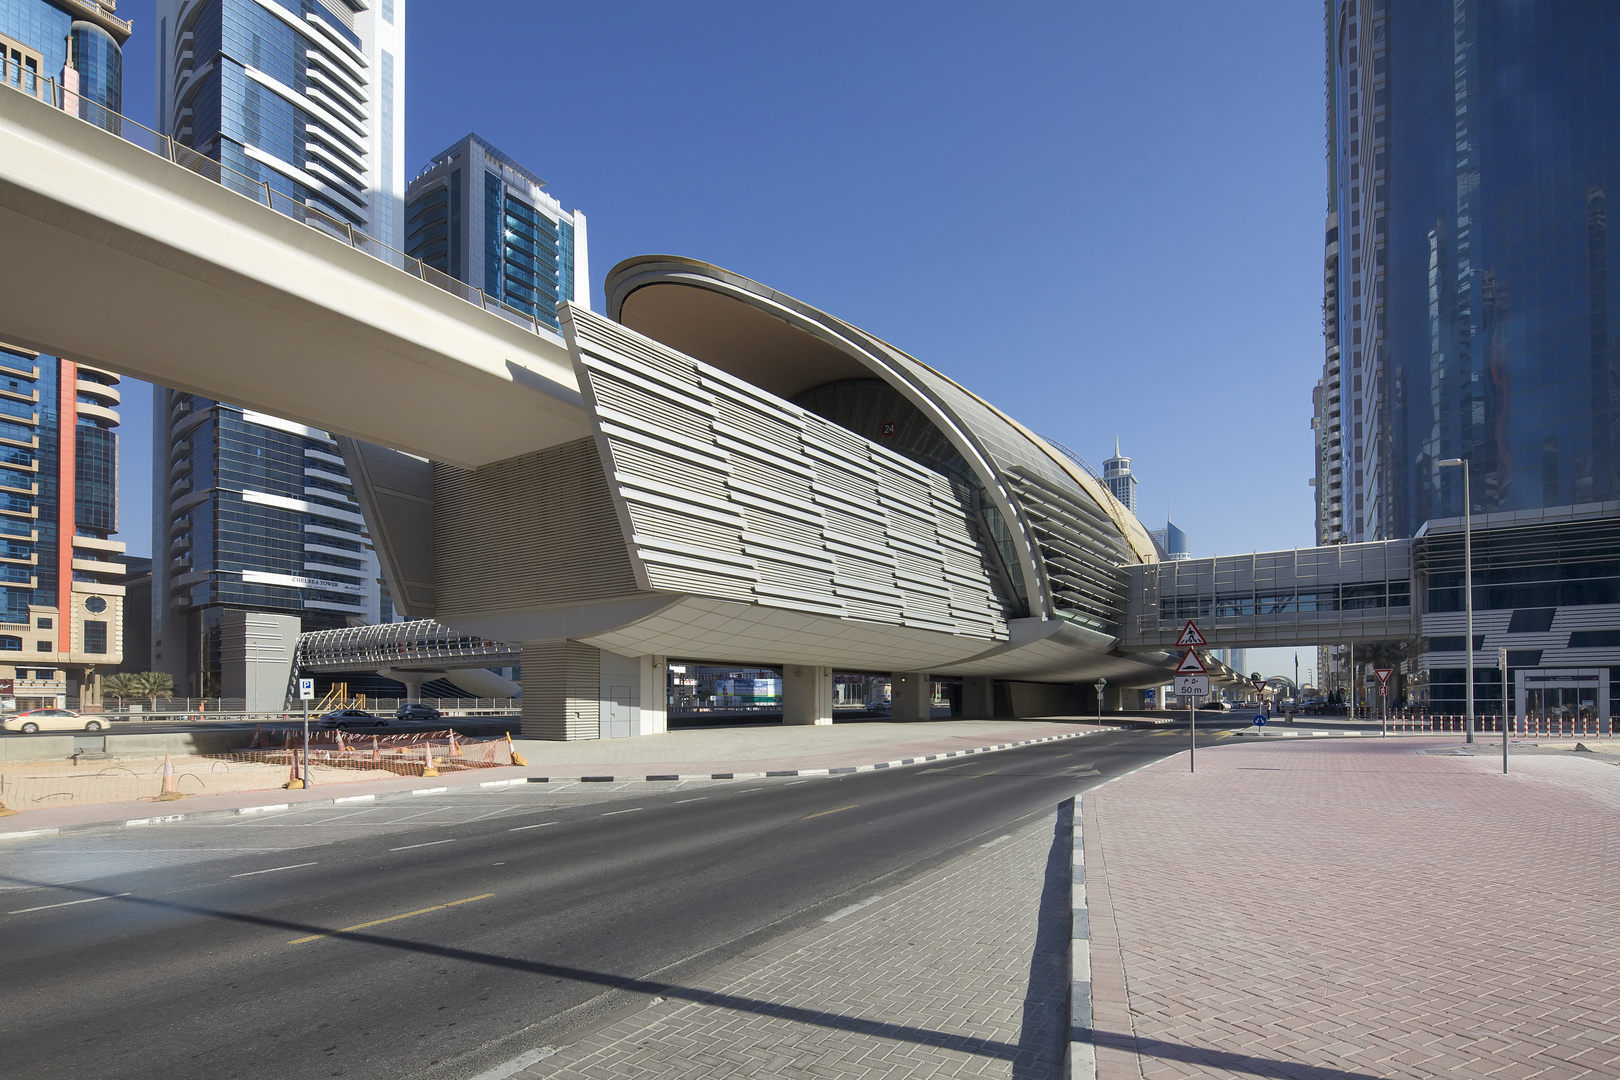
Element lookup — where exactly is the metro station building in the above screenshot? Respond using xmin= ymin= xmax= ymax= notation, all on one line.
xmin=344 ymin=257 xmax=1183 ymax=738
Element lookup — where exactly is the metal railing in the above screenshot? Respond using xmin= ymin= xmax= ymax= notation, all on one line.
xmin=1 ymin=64 xmax=562 ymax=339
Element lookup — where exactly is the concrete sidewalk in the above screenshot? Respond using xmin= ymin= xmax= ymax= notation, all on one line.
xmin=1082 ymin=736 xmax=1620 ymax=1079
xmin=0 ymin=718 xmax=1116 ymax=835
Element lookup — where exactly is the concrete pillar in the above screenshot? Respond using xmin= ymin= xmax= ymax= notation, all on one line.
xmin=892 ymin=672 xmax=931 ymax=722
xmin=380 ymin=670 xmax=429 ymax=702
xmin=641 ymin=655 xmax=668 ymax=735
xmin=783 ymin=664 xmax=833 ymax=725
xmin=520 ymin=641 xmax=602 ymax=740
xmin=961 ymin=676 xmax=994 ymax=719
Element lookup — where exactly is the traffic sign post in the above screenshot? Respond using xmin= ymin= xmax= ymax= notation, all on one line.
xmin=1176 ymin=638 xmax=1208 ymax=772
xmin=1375 ymin=668 xmax=1392 ymax=738
xmin=298 ymin=678 xmax=314 ymax=788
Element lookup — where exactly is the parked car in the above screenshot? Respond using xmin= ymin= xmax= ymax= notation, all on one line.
xmin=394 ymin=702 xmax=443 ymax=721
xmin=1 ymin=708 xmax=102 ymax=734
xmin=1201 ymin=700 xmax=1229 ymax=712
xmin=317 ymin=708 xmax=388 ymax=728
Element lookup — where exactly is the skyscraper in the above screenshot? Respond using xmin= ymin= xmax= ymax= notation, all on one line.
xmin=1319 ymin=0 xmax=1620 ymax=542
xmin=405 ymin=133 xmax=590 ymax=329
xmin=1100 ymin=439 xmax=1137 ymax=514
xmin=0 ymin=0 xmax=132 ymax=708
xmin=151 ymin=0 xmax=405 ymax=695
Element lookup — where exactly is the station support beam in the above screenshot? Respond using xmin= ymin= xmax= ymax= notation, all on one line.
xmin=782 ymin=664 xmax=833 ymax=725
xmin=892 ymin=672 xmax=932 ymax=722
xmin=961 ymin=676 xmax=994 ymax=719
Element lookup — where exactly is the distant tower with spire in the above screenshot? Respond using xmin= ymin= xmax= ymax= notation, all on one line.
xmin=1101 ymin=438 xmax=1138 ymax=513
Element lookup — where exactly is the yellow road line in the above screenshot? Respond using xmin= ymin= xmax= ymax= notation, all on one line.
xmin=288 ymin=893 xmax=494 ymax=945
xmin=803 ymin=804 xmax=859 ymax=820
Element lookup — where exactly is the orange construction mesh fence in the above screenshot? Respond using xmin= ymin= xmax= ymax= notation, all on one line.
xmin=0 ymin=735 xmax=512 ymax=813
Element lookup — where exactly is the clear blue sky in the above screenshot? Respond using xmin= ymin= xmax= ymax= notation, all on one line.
xmin=110 ymin=2 xmax=1325 ymax=679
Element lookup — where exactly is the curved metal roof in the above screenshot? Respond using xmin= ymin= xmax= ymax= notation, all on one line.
xmin=605 ymin=256 xmax=1157 ymax=634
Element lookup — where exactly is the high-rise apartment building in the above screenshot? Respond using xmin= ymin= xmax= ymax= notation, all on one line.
xmin=1319 ymin=0 xmax=1619 ymax=542
xmin=1100 ymin=439 xmax=1137 ymax=514
xmin=151 ymin=0 xmax=405 ymax=695
xmin=405 ymin=133 xmax=590 ymax=330
xmin=1320 ymin=2 xmax=1620 ymax=720
xmin=0 ymin=0 xmax=132 ymax=708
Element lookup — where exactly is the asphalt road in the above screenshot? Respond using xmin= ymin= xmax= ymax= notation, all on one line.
xmin=0 ymin=725 xmax=1232 ymax=1080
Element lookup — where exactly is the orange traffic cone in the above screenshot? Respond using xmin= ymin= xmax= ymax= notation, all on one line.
xmin=448 ymin=732 xmax=461 ymax=758
xmin=156 ymin=755 xmax=186 ymax=800
xmin=421 ymin=743 xmax=439 ymax=778
xmin=249 ymin=725 xmax=264 ymax=749
xmin=506 ymin=732 xmax=527 ymax=767
xmin=372 ymin=735 xmax=381 ymax=764
xmin=284 ymin=754 xmax=304 ymax=789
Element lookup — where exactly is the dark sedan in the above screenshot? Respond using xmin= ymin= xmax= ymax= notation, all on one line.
xmin=317 ymin=708 xmax=389 ymax=728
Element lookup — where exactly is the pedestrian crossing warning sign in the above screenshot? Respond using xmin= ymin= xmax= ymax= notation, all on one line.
xmin=1174 ymin=620 xmax=1207 ymax=647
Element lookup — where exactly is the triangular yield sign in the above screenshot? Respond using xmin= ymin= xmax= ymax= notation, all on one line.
xmin=1375 ymin=667 xmax=1393 ymax=687
xmin=1176 ymin=649 xmax=1208 ymax=675
xmin=1174 ymin=620 xmax=1207 ymax=647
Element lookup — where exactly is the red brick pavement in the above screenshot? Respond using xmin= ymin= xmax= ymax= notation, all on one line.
xmin=1084 ymin=737 xmax=1620 ymax=1080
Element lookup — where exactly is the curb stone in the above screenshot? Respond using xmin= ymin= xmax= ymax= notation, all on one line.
xmin=0 ymin=728 xmax=1119 ymax=839
xmin=1068 ymin=794 xmax=1094 ymax=1080
xmin=522 ymin=730 xmax=1113 ymax=783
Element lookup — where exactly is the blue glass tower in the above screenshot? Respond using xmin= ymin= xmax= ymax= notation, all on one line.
xmin=1324 ymin=0 xmax=1620 ymax=542
xmin=405 ymin=133 xmax=591 ymax=331
xmin=152 ymin=0 xmax=405 ymax=695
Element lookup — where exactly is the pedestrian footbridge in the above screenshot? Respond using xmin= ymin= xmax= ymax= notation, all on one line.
xmin=1120 ymin=541 xmax=1418 ymax=651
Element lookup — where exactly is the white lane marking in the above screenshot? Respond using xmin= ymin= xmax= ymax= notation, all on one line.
xmin=231 ymin=861 xmax=318 ymax=878
xmin=785 ymin=780 xmax=809 ymax=786
xmin=601 ymin=807 xmax=643 ymax=816
xmin=979 ymin=834 xmax=1014 ymax=848
xmin=740 ymin=788 xmax=763 ymax=793
xmin=509 ymin=822 xmax=557 ymax=832
xmin=919 ymin=763 xmax=967 ymax=773
xmin=466 ymin=1045 xmax=559 ymax=1080
xmin=822 ymin=894 xmax=885 ymax=923
xmin=10 ymin=892 xmax=131 ymax=914
xmin=390 ymin=839 xmax=456 ymax=851
xmin=674 ymin=797 xmax=707 ymax=804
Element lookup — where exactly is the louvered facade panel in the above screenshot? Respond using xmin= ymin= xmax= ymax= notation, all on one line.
xmin=566 ymin=306 xmax=1008 ymax=643
xmin=434 ymin=439 xmax=642 ymax=617
xmin=520 ymin=641 xmax=603 ymax=740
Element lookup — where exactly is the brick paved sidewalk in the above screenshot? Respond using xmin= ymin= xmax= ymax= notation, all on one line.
xmin=498 ymin=809 xmax=1074 ymax=1080
xmin=1084 ymin=737 xmax=1620 ymax=1080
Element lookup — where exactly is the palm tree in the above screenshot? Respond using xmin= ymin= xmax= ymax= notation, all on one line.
xmin=129 ymin=671 xmax=176 ymax=713
xmin=102 ymin=672 xmax=141 ymax=706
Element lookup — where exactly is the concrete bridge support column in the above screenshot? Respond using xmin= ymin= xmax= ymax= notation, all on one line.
xmin=961 ymin=677 xmax=994 ymax=719
xmin=783 ymin=664 xmax=833 ymax=726
xmin=641 ymin=655 xmax=668 ymax=736
xmin=892 ymin=672 xmax=932 ymax=722
xmin=520 ymin=641 xmax=603 ymax=740
xmin=381 ymin=671 xmax=429 ymax=702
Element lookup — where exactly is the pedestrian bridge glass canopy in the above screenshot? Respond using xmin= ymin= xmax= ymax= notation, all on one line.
xmin=1122 ymin=541 xmax=1418 ymax=651
xmin=296 ymin=620 xmax=520 ymax=673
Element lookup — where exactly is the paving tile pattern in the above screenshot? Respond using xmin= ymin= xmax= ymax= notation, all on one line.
xmin=515 ymin=814 xmax=1072 ymax=1080
xmin=1084 ymin=737 xmax=1620 ymax=1080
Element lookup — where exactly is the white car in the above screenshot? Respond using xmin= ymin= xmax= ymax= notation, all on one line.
xmin=1 ymin=708 xmax=105 ymax=733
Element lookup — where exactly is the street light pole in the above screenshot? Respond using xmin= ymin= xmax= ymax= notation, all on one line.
xmin=1439 ymin=457 xmax=1475 ymax=743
